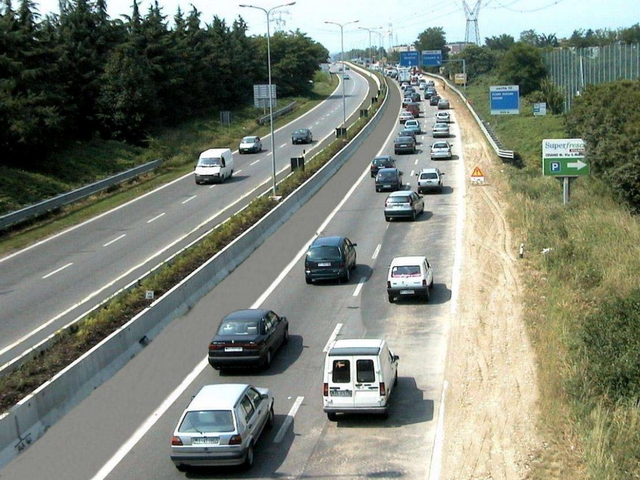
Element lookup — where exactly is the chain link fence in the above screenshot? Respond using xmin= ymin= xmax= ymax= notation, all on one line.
xmin=544 ymin=44 xmax=640 ymax=112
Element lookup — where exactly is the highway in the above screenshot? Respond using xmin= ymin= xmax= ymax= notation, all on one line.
xmin=0 ymin=76 xmax=466 ymax=479
xmin=0 ymin=68 xmax=372 ymax=369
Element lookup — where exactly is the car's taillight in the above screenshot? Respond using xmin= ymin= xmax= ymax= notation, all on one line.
xmin=171 ymin=436 xmax=183 ymax=446
xmin=380 ymin=382 xmax=386 ymax=396
xmin=229 ymin=434 xmax=243 ymax=445
xmin=323 ymin=383 xmax=328 ymax=396
xmin=244 ymin=342 xmax=259 ymax=350
xmin=422 ymin=279 xmax=427 ymax=287
xmin=209 ymin=343 xmax=223 ymax=351
xmin=408 ymin=198 xmax=414 ymax=205
xmin=387 ymin=281 xmax=391 ymax=288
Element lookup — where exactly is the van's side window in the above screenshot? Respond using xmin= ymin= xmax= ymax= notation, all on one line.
xmin=332 ymin=360 xmax=350 ymax=383
xmin=356 ymin=359 xmax=375 ymax=383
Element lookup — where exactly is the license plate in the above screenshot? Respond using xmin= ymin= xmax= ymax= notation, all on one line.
xmin=318 ymin=262 xmax=331 ymax=267
xmin=192 ymin=437 xmax=219 ymax=445
xmin=383 ymin=184 xmax=391 ymax=188
xmin=394 ymin=205 xmax=405 ymax=209
xmin=400 ymin=290 xmax=415 ymax=294
xmin=225 ymin=347 xmax=243 ymax=352
xmin=330 ymin=390 xmax=352 ymax=397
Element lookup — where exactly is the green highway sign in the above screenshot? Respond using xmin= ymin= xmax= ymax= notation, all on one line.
xmin=542 ymin=138 xmax=590 ymax=177
xmin=542 ymin=157 xmax=590 ymax=176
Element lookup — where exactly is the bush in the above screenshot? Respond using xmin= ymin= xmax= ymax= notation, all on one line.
xmin=579 ymin=289 xmax=640 ymax=402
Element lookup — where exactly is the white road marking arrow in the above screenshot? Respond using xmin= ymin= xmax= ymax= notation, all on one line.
xmin=568 ymin=159 xmax=587 ymax=170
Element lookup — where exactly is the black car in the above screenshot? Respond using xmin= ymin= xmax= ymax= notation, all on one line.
xmin=398 ymin=128 xmax=417 ymax=141
xmin=370 ymin=156 xmax=396 ymax=177
xmin=429 ymin=94 xmax=441 ymax=106
xmin=394 ymin=135 xmax=416 ymax=155
xmin=292 ymin=128 xmax=313 ymax=144
xmin=408 ymin=91 xmax=421 ymax=102
xmin=305 ymin=236 xmax=357 ymax=284
xmin=375 ymin=167 xmax=403 ymax=192
xmin=208 ymin=309 xmax=289 ymax=371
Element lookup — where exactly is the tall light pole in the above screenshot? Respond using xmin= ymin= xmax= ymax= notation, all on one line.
xmin=240 ymin=2 xmax=296 ymax=197
xmin=358 ymin=26 xmax=379 ymax=65
xmin=325 ymin=19 xmax=359 ymax=128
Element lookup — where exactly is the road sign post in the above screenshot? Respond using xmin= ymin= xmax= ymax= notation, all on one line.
xmin=542 ymin=138 xmax=589 ymax=205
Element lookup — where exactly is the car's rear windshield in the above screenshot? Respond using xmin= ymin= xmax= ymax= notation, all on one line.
xmin=420 ymin=172 xmax=438 ymax=179
xmin=386 ymin=195 xmax=410 ymax=204
xmin=391 ymin=265 xmax=421 ymax=277
xmin=378 ymin=170 xmax=398 ymax=179
xmin=433 ymin=143 xmax=449 ymax=148
xmin=218 ymin=320 xmax=259 ymax=335
xmin=307 ymin=246 xmax=341 ymax=261
xmin=179 ymin=410 xmax=235 ymax=433
xmin=373 ymin=158 xmax=391 ymax=166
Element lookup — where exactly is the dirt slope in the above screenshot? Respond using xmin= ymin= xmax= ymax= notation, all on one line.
xmin=439 ymin=83 xmax=541 ymax=479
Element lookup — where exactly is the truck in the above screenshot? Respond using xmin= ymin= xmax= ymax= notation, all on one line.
xmin=397 ymin=68 xmax=411 ymax=83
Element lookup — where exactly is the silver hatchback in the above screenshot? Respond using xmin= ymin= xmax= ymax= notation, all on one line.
xmin=432 ymin=122 xmax=450 ymax=138
xmin=170 ymin=384 xmax=274 ymax=471
xmin=384 ymin=190 xmax=424 ymax=221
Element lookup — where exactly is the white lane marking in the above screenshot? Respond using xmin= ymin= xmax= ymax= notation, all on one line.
xmin=147 ymin=213 xmax=165 ymax=223
xmin=410 ymin=170 xmax=415 ymax=177
xmin=372 ymin=244 xmax=382 ymax=259
xmin=429 ymin=380 xmax=448 ymax=480
xmin=103 ymin=234 xmax=126 ymax=247
xmin=415 ymin=158 xmax=419 ymax=165
xmin=323 ymin=323 xmax=343 ymax=352
xmin=42 ymin=262 xmax=73 ymax=279
xmin=181 ymin=195 xmax=197 ymax=205
xmin=352 ymin=277 xmax=366 ymax=297
xmin=235 ymin=170 xmax=242 ymax=175
xmin=250 ymin=159 xmax=260 ymax=166
xmin=90 ymin=76 xmax=376 ymax=480
xmin=280 ymin=143 xmax=288 ymax=148
xmin=274 ymin=396 xmax=304 ymax=444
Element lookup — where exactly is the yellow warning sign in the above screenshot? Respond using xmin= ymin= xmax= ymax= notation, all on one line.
xmin=471 ymin=166 xmax=484 ymax=177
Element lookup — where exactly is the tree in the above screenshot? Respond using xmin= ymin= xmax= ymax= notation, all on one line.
xmin=497 ymin=43 xmax=548 ymax=95
xmin=519 ymin=29 xmax=539 ymax=46
xmin=484 ymin=34 xmax=514 ymax=51
xmin=414 ymin=27 xmax=447 ymax=54
xmin=456 ymin=45 xmax=497 ymax=80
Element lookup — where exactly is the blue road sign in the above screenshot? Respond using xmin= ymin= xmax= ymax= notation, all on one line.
xmin=490 ymin=85 xmax=520 ymax=115
xmin=422 ymin=50 xmax=442 ymax=67
xmin=400 ymin=51 xmax=420 ymax=67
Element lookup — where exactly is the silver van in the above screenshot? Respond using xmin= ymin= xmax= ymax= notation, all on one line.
xmin=322 ymin=339 xmax=399 ymax=420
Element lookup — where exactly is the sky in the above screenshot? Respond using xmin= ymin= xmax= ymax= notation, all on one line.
xmin=30 ymin=0 xmax=640 ymax=54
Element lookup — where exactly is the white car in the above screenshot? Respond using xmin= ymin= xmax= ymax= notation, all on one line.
xmin=430 ymin=141 xmax=453 ymax=160
xmin=387 ymin=255 xmax=434 ymax=303
xmin=399 ymin=111 xmax=414 ymax=124
xmin=170 ymin=384 xmax=274 ymax=471
xmin=435 ymin=111 xmax=450 ymax=123
xmin=416 ymin=167 xmax=444 ymax=193
xmin=238 ymin=136 xmax=262 ymax=154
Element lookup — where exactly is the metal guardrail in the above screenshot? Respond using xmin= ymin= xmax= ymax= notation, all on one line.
xmin=0 ymin=160 xmax=163 ymax=231
xmin=257 ymin=101 xmax=298 ymax=125
xmin=426 ymin=74 xmax=516 ymax=161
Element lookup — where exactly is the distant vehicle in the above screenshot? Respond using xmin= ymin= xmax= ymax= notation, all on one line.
xmin=386 ymin=255 xmax=434 ymax=302
xmin=437 ymin=98 xmax=450 ymax=110
xmin=424 ymin=87 xmax=436 ymax=99
xmin=170 ymin=384 xmax=274 ymax=471
xmin=384 ymin=190 xmax=424 ymax=222
xmin=416 ymin=167 xmax=445 ymax=193
xmin=398 ymin=128 xmax=416 ymax=140
xmin=323 ymin=339 xmax=399 ymax=420
xmin=238 ymin=136 xmax=262 ymax=154
xmin=370 ymin=156 xmax=396 ymax=177
xmin=207 ymin=309 xmax=289 ymax=371
xmin=432 ymin=122 xmax=450 ymax=138
xmin=375 ymin=167 xmax=404 ymax=192
xmin=404 ymin=118 xmax=421 ymax=135
xmin=305 ymin=236 xmax=357 ymax=284
xmin=407 ymin=91 xmax=421 ymax=102
xmin=430 ymin=141 xmax=453 ymax=160
xmin=292 ymin=128 xmax=313 ymax=144
xmin=435 ymin=111 xmax=451 ymax=123
xmin=405 ymin=102 xmax=420 ymax=118
xmin=429 ymin=95 xmax=441 ymax=106
xmin=399 ymin=111 xmax=414 ymax=124
xmin=394 ymin=135 xmax=417 ymax=154
xmin=343 ymin=74 xmax=350 ymax=80
xmin=194 ymin=148 xmax=234 ymax=184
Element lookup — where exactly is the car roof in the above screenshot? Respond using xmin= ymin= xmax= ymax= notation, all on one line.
xmin=386 ymin=190 xmax=414 ymax=198
xmin=188 ymin=384 xmax=250 ymax=410
xmin=310 ymin=235 xmax=345 ymax=247
xmin=433 ymin=123 xmax=448 ymax=127
xmin=223 ymin=309 xmax=270 ymax=321
xmin=395 ymin=136 xmax=414 ymax=141
xmin=432 ymin=141 xmax=450 ymax=146
xmin=373 ymin=155 xmax=392 ymax=161
xmin=330 ymin=338 xmax=384 ymax=350
xmin=390 ymin=255 xmax=427 ymax=266
xmin=420 ymin=167 xmax=440 ymax=173
xmin=294 ymin=128 xmax=310 ymax=133
xmin=241 ymin=136 xmax=258 ymax=141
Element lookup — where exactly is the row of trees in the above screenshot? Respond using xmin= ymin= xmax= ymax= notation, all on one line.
xmin=0 ymin=0 xmax=329 ymax=170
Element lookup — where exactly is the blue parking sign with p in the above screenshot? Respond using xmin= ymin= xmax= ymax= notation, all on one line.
xmin=551 ymin=162 xmax=561 ymax=172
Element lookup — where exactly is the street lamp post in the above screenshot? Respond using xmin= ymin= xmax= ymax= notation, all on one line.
xmin=358 ymin=26 xmax=380 ymax=65
xmin=325 ymin=19 xmax=359 ymax=129
xmin=240 ymin=2 xmax=296 ymax=197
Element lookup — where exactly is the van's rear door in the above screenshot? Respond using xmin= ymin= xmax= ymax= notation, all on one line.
xmin=326 ymin=357 xmax=355 ymax=409
xmin=352 ymin=357 xmax=380 ymax=408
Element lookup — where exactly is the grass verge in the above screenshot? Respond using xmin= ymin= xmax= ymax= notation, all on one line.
xmin=465 ymin=77 xmax=640 ymax=478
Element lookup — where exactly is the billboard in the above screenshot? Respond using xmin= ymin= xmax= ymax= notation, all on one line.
xmin=400 ymin=51 xmax=420 ymax=67
xmin=421 ymin=50 xmax=442 ymax=67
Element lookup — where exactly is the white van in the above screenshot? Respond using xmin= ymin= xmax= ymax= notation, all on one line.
xmin=194 ymin=148 xmax=234 ymax=184
xmin=387 ymin=255 xmax=434 ymax=303
xmin=322 ymin=338 xmax=399 ymax=420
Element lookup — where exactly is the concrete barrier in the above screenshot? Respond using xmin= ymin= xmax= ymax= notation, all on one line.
xmin=0 ymin=78 xmax=389 ymax=468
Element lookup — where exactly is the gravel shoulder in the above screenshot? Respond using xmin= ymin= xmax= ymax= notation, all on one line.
xmin=439 ymin=83 xmax=541 ymax=479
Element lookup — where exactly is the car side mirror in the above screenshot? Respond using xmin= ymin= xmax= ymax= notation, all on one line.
xmin=280 ymin=316 xmax=287 ymax=323
xmin=393 ymin=355 xmax=400 ymax=361
xmin=441 ymin=172 xmax=445 ymax=175
xmin=261 ymin=393 xmax=269 ymax=400
xmin=352 ymin=243 xmax=358 ymax=247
